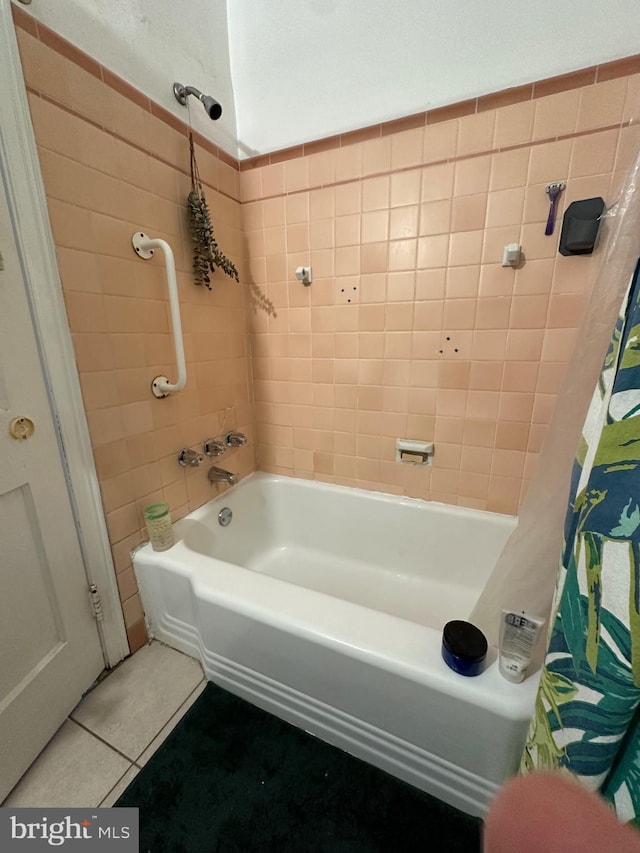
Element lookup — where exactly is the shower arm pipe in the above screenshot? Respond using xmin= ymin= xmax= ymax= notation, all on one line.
xmin=132 ymin=232 xmax=186 ymax=398
xmin=177 ymin=84 xmax=203 ymax=101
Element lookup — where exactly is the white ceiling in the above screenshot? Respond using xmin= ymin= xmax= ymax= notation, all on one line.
xmin=227 ymin=0 xmax=640 ymax=157
xmin=19 ymin=0 xmax=640 ymax=159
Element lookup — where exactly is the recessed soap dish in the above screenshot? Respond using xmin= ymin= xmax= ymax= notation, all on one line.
xmin=395 ymin=438 xmax=434 ymax=465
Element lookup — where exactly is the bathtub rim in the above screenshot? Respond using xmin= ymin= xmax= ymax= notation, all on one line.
xmin=174 ymin=470 xmax=518 ymax=536
xmin=135 ymin=542 xmax=539 ymax=723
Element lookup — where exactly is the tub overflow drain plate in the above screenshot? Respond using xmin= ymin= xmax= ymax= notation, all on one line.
xmin=218 ymin=507 xmax=232 ymax=527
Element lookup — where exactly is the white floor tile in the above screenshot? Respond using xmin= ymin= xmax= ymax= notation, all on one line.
xmin=137 ymin=680 xmax=207 ymax=767
xmin=2 ymin=720 xmax=131 ymax=808
xmin=71 ymin=642 xmax=203 ymax=761
xmin=100 ymin=767 xmax=140 ymax=807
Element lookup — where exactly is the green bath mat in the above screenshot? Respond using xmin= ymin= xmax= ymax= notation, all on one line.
xmin=116 ymin=682 xmax=481 ymax=852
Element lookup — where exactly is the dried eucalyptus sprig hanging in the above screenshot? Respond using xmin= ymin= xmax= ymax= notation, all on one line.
xmin=187 ymin=133 xmax=238 ymax=289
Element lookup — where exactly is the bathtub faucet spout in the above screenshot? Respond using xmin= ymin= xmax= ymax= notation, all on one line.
xmin=208 ymin=465 xmax=238 ymax=486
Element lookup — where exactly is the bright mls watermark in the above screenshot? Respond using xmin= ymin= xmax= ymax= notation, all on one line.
xmin=0 ymin=809 xmax=138 ymax=850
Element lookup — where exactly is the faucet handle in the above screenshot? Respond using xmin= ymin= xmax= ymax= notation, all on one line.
xmin=178 ymin=448 xmax=203 ymax=467
xmin=225 ymin=431 xmax=247 ymax=447
xmin=204 ymin=437 xmax=226 ymax=456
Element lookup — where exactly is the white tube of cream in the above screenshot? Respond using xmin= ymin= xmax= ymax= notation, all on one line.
xmin=499 ymin=610 xmax=545 ymax=683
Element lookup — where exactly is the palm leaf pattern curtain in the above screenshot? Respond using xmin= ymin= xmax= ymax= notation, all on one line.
xmin=522 ymin=259 xmax=640 ymax=823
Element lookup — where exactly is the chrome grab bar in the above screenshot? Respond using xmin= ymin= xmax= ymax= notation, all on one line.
xmin=132 ymin=232 xmax=186 ymax=398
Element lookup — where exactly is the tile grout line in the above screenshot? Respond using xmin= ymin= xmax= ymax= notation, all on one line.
xmin=241 ymin=120 xmax=632 ymax=205
xmin=98 ymin=765 xmax=139 ymax=808
xmin=134 ymin=677 xmax=208 ymax=766
xmin=67 ymin=717 xmax=142 ymax=767
xmin=23 ymin=86 xmax=636 ymax=227
xmin=70 ymin=672 xmax=207 ymax=771
xmin=26 ymin=88 xmax=240 ymax=206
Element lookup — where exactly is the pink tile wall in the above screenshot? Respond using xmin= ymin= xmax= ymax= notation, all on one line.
xmin=241 ymin=74 xmax=640 ymax=514
xmin=14 ymin=15 xmax=255 ymax=652
xmin=12 ymin=2 xmax=640 ymax=652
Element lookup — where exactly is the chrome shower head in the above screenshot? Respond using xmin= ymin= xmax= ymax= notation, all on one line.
xmin=199 ymin=93 xmax=222 ymax=120
xmin=173 ymin=83 xmax=222 ymax=121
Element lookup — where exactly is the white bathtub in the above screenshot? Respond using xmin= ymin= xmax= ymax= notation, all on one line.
xmin=133 ymin=472 xmax=539 ymax=816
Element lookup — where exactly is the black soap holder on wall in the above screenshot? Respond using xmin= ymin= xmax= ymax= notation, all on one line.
xmin=558 ymin=197 xmax=605 ymax=256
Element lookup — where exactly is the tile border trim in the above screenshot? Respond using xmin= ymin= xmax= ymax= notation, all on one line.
xmin=26 ymin=88 xmax=240 ymax=205
xmin=243 ymin=119 xmax=632 ymax=205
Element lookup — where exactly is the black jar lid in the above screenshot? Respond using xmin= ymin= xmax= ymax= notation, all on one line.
xmin=442 ymin=620 xmax=487 ymax=662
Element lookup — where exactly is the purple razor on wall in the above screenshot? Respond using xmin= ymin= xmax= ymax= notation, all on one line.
xmin=545 ymin=181 xmax=565 ymax=236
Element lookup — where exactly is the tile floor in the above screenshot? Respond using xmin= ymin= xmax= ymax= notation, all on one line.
xmin=1 ymin=642 xmax=206 ymax=808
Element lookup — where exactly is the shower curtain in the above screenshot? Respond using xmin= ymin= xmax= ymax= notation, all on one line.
xmin=522 ymin=258 xmax=640 ymax=824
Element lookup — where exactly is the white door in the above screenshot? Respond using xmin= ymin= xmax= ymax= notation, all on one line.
xmin=0 ymin=169 xmax=106 ymax=802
